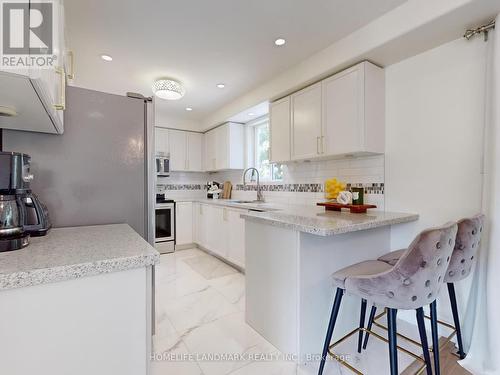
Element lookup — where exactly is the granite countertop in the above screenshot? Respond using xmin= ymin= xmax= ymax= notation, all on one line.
xmin=0 ymin=224 xmax=160 ymax=291
xmin=240 ymin=206 xmax=418 ymax=236
xmin=193 ymin=199 xmax=282 ymax=211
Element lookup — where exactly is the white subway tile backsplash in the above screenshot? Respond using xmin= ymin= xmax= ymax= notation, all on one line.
xmin=157 ymin=155 xmax=385 ymax=209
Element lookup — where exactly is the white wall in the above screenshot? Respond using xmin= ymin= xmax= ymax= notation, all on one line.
xmin=385 ymin=37 xmax=487 ymax=320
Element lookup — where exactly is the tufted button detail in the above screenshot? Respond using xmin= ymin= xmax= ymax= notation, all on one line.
xmin=459 ymin=245 xmax=465 ymax=250
xmin=462 ymin=269 xmax=466 ymax=275
xmin=387 ymin=291 xmax=394 ymax=298
xmin=472 ymin=243 xmax=475 ymax=248
xmin=449 ymin=270 xmax=455 ymax=277
xmin=461 ymin=259 xmax=465 ymax=264
xmin=420 ymin=261 xmax=427 ymax=268
xmin=403 ymin=278 xmax=411 ymax=286
xmin=448 ymin=238 xmax=453 ymax=246
xmin=437 ymin=258 xmax=442 ymax=266
xmin=480 ymin=226 xmax=483 ymax=233
xmin=438 ymin=276 xmax=442 ymax=282
xmin=436 ymin=242 xmax=441 ymax=249
xmin=472 ymin=229 xmax=477 ymax=235
xmin=425 ymin=280 xmax=431 ymax=287
xmin=427 ymin=293 xmax=432 ymax=299
xmin=471 ymin=256 xmax=474 ymax=260
xmin=411 ymin=296 xmax=417 ymax=302
xmin=447 ymin=256 xmax=450 ymax=262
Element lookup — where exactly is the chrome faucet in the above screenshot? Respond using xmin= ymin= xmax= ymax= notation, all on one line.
xmin=243 ymin=168 xmax=264 ymax=202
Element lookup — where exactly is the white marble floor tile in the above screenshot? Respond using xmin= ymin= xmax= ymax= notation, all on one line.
xmin=184 ymin=255 xmax=239 ymax=280
xmin=175 ymin=248 xmax=210 ymax=260
xmin=160 ymin=269 xmax=210 ymax=300
xmin=164 ymin=287 xmax=239 ymax=334
xmin=208 ymin=273 xmax=245 ymax=305
xmin=229 ymin=359 xmax=298 ymax=375
xmin=183 ymin=312 xmax=278 ymax=375
xmin=151 ymin=339 xmax=204 ymax=375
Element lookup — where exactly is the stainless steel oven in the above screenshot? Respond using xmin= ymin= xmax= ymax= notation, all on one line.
xmin=155 ymin=201 xmax=175 ymax=253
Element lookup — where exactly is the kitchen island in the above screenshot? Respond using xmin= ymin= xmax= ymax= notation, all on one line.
xmin=0 ymin=224 xmax=159 ymax=375
xmin=241 ymin=207 xmax=418 ymax=364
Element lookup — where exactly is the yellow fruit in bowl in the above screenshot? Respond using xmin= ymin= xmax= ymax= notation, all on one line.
xmin=325 ymin=178 xmax=346 ymax=200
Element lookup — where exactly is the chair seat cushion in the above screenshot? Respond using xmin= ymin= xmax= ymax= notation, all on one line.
xmin=377 ymin=249 xmax=406 ymax=266
xmin=332 ymin=260 xmax=393 ymax=289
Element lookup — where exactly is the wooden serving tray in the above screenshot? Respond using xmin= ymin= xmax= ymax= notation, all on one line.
xmin=317 ymin=201 xmax=377 ymax=214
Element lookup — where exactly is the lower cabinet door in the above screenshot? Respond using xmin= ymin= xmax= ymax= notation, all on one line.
xmin=226 ymin=208 xmax=245 ymax=268
xmin=176 ymin=202 xmax=193 ymax=245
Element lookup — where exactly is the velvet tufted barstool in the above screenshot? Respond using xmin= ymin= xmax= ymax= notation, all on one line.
xmin=373 ymin=214 xmax=485 ymax=368
xmin=318 ymin=222 xmax=458 ymax=375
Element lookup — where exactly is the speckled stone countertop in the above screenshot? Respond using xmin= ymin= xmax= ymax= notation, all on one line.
xmin=240 ymin=206 xmax=418 ymax=236
xmin=0 ymin=224 xmax=160 ymax=291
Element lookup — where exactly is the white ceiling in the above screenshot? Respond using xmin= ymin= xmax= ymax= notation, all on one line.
xmin=65 ymin=0 xmax=407 ymax=123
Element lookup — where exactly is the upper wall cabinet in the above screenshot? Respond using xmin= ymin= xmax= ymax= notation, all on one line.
xmin=322 ymin=62 xmax=384 ymax=156
xmin=155 ymin=127 xmax=170 ymax=155
xmin=204 ymin=122 xmax=244 ymax=172
xmin=269 ymin=96 xmax=291 ymax=163
xmin=270 ymin=61 xmax=385 ymax=162
xmin=0 ymin=0 xmax=69 ymax=134
xmin=291 ymin=82 xmax=323 ymax=160
xmin=167 ymin=129 xmax=204 ymax=172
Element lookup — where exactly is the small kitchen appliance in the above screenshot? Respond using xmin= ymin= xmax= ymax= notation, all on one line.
xmin=156 ymin=152 xmax=170 ymax=177
xmin=0 ymin=152 xmax=51 ymax=252
xmin=206 ymin=181 xmax=221 ymax=199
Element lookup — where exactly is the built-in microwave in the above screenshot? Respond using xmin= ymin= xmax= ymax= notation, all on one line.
xmin=156 ymin=152 xmax=170 ymax=177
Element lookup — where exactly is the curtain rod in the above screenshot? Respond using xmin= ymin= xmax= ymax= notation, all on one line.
xmin=464 ymin=20 xmax=495 ymax=41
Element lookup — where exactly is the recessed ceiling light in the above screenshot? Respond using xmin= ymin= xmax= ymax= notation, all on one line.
xmin=274 ymin=38 xmax=286 ymax=46
xmin=216 ymin=83 xmax=225 ymax=89
xmin=101 ymin=54 xmax=113 ymax=61
xmin=152 ymin=79 xmax=186 ymax=100
xmin=186 ymin=107 xmax=193 ymax=111
xmin=248 ymin=112 xmax=255 ymax=116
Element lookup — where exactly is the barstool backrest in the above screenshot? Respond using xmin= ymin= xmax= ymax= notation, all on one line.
xmin=345 ymin=222 xmax=457 ymax=310
xmin=445 ymin=214 xmax=485 ymax=283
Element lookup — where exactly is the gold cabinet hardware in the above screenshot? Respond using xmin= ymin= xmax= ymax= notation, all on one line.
xmin=66 ymin=50 xmax=75 ymax=80
xmin=54 ymin=66 xmax=66 ymax=110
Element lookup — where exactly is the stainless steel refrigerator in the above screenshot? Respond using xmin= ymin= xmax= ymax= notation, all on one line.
xmin=2 ymin=86 xmax=155 ymax=243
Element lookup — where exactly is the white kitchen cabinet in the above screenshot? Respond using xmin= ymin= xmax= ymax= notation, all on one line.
xmin=164 ymin=129 xmax=204 ymax=171
xmin=175 ymin=202 xmax=193 ymax=246
xmin=187 ymin=132 xmax=204 ymax=171
xmin=169 ymin=129 xmax=187 ymax=170
xmin=270 ymin=61 xmax=384 ymax=162
xmin=155 ymin=127 xmax=169 ymax=155
xmin=270 ymin=96 xmax=291 ymax=163
xmin=225 ymin=208 xmax=246 ymax=268
xmin=191 ymin=202 xmax=246 ymax=269
xmin=204 ymin=122 xmax=245 ymax=172
xmin=0 ymin=0 xmax=67 ymax=134
xmin=205 ymin=129 xmax=217 ymax=171
xmin=291 ymin=82 xmax=323 ymax=160
xmin=322 ymin=62 xmax=384 ymax=156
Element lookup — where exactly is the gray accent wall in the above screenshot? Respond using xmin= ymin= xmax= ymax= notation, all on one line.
xmin=3 ymin=86 xmax=148 ymax=238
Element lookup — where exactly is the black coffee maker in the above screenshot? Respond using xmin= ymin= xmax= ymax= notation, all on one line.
xmin=0 ymin=152 xmax=51 ymax=252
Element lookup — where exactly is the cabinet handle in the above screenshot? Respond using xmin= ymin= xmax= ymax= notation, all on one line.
xmin=321 ymin=136 xmax=325 ymax=154
xmin=316 ymin=136 xmax=321 ymax=155
xmin=223 ymin=208 xmax=228 ymax=221
xmin=53 ymin=66 xmax=66 ymax=110
xmin=66 ymin=50 xmax=75 ymax=80
xmin=200 ymin=205 xmax=203 ymax=215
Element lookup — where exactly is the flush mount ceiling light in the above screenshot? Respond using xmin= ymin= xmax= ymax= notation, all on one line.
xmin=216 ymin=83 xmax=225 ymax=89
xmin=152 ymin=79 xmax=186 ymax=100
xmin=185 ymin=107 xmax=193 ymax=111
xmin=248 ymin=112 xmax=255 ymax=116
xmin=101 ymin=54 xmax=113 ymax=61
xmin=274 ymin=38 xmax=286 ymax=46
